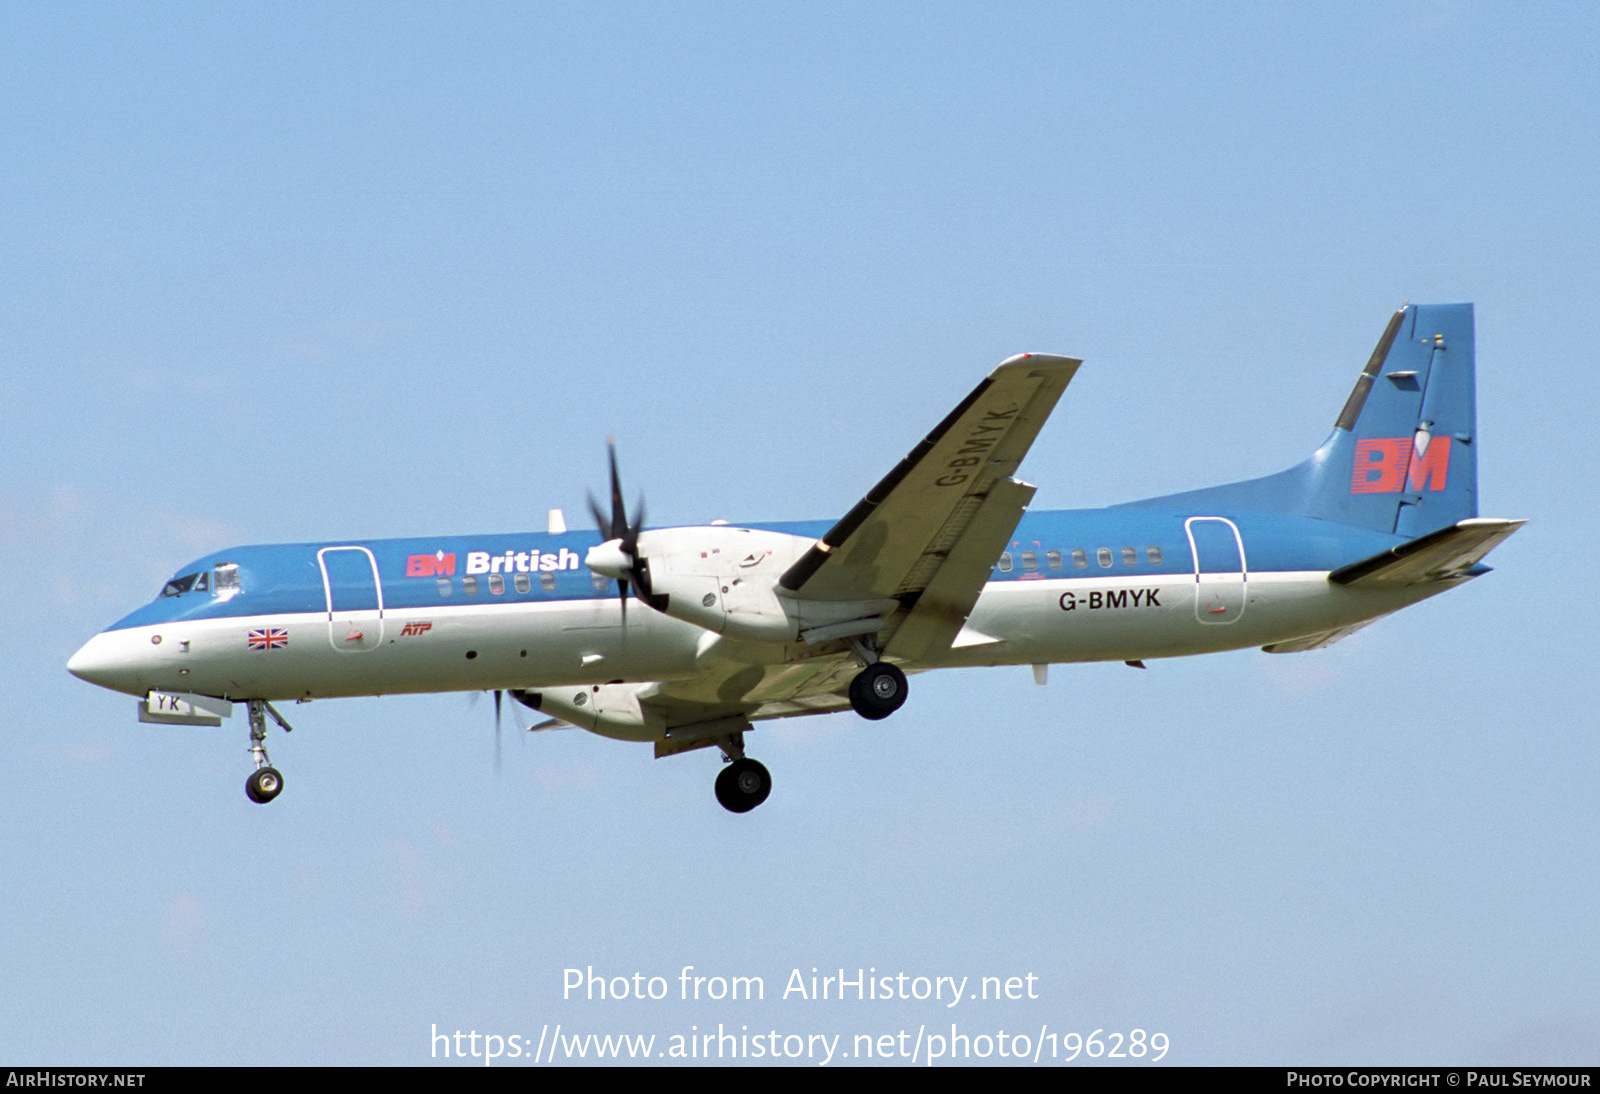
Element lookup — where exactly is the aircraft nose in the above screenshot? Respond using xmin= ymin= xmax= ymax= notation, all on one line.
xmin=67 ymin=631 xmax=141 ymax=694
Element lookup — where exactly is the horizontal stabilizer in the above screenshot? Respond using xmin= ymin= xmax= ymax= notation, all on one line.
xmin=1329 ymin=517 xmax=1525 ymax=589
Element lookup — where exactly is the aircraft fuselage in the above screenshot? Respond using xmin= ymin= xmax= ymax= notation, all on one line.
xmin=67 ymin=507 xmax=1455 ymax=710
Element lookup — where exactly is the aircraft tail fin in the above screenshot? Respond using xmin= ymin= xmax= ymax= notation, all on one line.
xmin=1125 ymin=303 xmax=1480 ymax=536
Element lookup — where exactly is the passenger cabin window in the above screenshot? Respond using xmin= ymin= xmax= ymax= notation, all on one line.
xmin=488 ymin=574 xmax=505 ymax=595
xmin=1146 ymin=545 xmax=1163 ymax=565
xmin=437 ymin=577 xmax=453 ymax=597
xmin=540 ymin=573 xmax=556 ymax=592
xmin=514 ymin=573 xmax=531 ymax=594
xmin=463 ymin=575 xmax=479 ymax=595
xmin=1021 ymin=551 xmax=1037 ymax=572
xmin=1122 ymin=546 xmax=1138 ymax=566
xmin=1097 ymin=548 xmax=1113 ymax=568
xmin=1046 ymin=550 xmax=1062 ymax=570
xmin=591 ymin=573 xmax=610 ymax=591
xmin=997 ymin=552 xmax=1013 ymax=572
xmin=1072 ymin=549 xmax=1088 ymax=569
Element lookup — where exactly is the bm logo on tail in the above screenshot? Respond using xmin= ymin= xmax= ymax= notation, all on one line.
xmin=1351 ymin=437 xmax=1451 ymax=494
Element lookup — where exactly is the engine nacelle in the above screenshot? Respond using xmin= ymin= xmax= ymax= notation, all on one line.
xmin=629 ymin=526 xmax=893 ymax=644
xmin=520 ymin=682 xmax=751 ymax=747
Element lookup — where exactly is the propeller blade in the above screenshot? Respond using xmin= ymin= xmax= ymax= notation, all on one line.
xmin=587 ymin=440 xmax=658 ymax=620
xmin=494 ymin=689 xmax=503 ymax=774
xmin=622 ymin=496 xmax=643 ymax=553
xmin=607 ymin=441 xmax=627 ymax=541
xmin=586 ymin=493 xmax=611 ymax=541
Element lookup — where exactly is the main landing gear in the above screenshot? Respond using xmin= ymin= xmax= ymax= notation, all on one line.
xmin=847 ymin=658 xmax=907 ymax=721
xmin=244 ymin=699 xmax=293 ymax=805
xmin=715 ymin=759 xmax=772 ymax=813
xmin=713 ymin=734 xmax=771 ymax=814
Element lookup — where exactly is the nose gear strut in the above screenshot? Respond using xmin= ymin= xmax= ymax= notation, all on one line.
xmin=244 ymin=699 xmax=293 ymax=804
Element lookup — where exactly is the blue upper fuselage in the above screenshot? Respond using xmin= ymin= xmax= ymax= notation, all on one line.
xmin=110 ymin=507 xmax=1411 ymax=633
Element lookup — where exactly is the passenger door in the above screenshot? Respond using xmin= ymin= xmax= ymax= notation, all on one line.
xmin=317 ymin=546 xmax=386 ymax=652
xmin=1184 ymin=517 xmax=1247 ymax=624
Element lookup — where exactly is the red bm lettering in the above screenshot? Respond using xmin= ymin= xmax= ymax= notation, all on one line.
xmin=406 ymin=553 xmax=457 ymax=577
xmin=1407 ymin=437 xmax=1450 ymax=491
xmin=1350 ymin=437 xmax=1451 ymax=494
xmin=1351 ymin=438 xmax=1408 ymax=493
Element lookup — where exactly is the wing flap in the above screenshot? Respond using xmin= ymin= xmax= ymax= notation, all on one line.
xmin=883 ymin=477 xmax=1035 ymax=660
xmin=1329 ymin=517 xmax=1525 ymax=589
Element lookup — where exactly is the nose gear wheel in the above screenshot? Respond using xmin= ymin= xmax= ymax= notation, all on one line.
xmin=246 ymin=766 xmax=284 ymax=803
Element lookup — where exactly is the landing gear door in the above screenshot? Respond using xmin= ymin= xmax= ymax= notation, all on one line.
xmin=318 ymin=546 xmax=385 ymax=652
xmin=1185 ymin=517 xmax=1247 ymax=624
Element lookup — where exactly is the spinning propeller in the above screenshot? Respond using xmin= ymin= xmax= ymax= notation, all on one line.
xmin=469 ymin=688 xmax=514 ymax=773
xmin=494 ymin=688 xmax=504 ymax=773
xmin=585 ymin=442 xmax=664 ymax=618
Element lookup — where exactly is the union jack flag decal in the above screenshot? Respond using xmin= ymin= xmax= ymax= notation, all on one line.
xmin=247 ymin=628 xmax=289 ymax=650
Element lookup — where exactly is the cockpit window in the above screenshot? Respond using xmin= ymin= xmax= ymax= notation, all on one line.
xmin=162 ymin=563 xmax=241 ymax=599
xmin=161 ymin=573 xmax=199 ymax=597
xmin=213 ymin=563 xmax=241 ymax=600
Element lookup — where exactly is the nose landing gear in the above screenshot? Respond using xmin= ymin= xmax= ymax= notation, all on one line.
xmin=246 ymin=765 xmax=284 ymax=804
xmin=244 ymin=699 xmax=293 ymax=805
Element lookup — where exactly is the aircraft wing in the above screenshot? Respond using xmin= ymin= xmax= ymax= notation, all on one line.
xmin=643 ymin=656 xmax=906 ymax=757
xmin=882 ymin=477 xmax=1035 ymax=660
xmin=615 ymin=661 xmax=859 ymax=758
xmin=537 ymin=354 xmax=1081 ymax=752
xmin=778 ymin=354 xmax=1080 ymax=634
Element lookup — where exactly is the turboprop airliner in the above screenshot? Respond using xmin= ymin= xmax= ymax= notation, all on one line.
xmin=68 ymin=304 xmax=1521 ymax=813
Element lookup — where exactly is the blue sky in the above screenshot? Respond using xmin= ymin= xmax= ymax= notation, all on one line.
xmin=3 ymin=2 xmax=1597 ymax=1065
